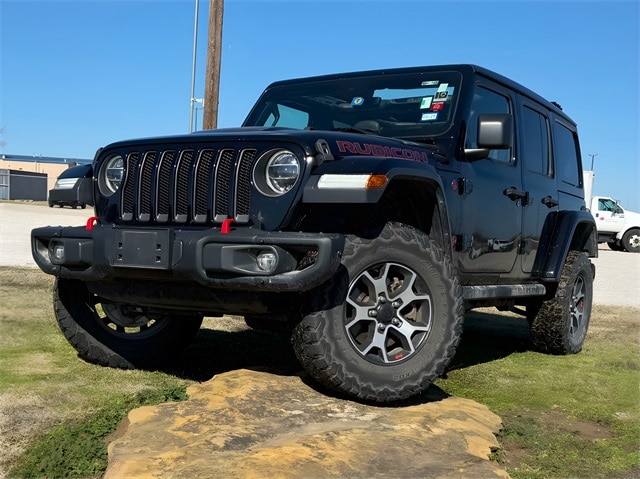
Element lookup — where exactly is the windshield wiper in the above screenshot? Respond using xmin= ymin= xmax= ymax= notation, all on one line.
xmin=399 ymin=137 xmax=436 ymax=145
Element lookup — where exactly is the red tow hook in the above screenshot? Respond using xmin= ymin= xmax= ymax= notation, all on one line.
xmin=86 ymin=216 xmax=99 ymax=231
xmin=221 ymin=218 xmax=235 ymax=234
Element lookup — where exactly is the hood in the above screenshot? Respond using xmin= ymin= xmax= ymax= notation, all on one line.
xmin=103 ymin=126 xmax=436 ymax=166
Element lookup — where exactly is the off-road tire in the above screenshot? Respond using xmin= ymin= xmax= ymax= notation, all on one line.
xmin=529 ymin=251 xmax=593 ymax=354
xmin=291 ymin=222 xmax=464 ymax=403
xmin=622 ymin=228 xmax=640 ymax=253
xmin=54 ymin=278 xmax=203 ymax=369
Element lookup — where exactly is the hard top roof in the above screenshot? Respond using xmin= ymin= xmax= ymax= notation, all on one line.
xmin=263 ymin=64 xmax=574 ymax=125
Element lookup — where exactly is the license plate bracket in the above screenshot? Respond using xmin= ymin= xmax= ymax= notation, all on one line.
xmin=112 ymin=229 xmax=170 ymax=269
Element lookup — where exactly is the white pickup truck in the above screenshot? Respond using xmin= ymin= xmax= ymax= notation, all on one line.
xmin=584 ymin=170 xmax=640 ymax=252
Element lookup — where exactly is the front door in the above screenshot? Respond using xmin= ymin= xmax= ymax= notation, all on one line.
xmin=594 ymin=197 xmax=626 ymax=233
xmin=457 ymin=83 xmax=521 ymax=274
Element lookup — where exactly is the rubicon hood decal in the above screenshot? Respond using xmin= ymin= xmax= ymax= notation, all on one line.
xmin=335 ymin=140 xmax=428 ymax=163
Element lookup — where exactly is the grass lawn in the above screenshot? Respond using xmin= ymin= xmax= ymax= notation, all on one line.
xmin=1 ymin=267 xmax=638 ymax=478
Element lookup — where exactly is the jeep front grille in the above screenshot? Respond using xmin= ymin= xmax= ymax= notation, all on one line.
xmin=120 ymin=147 xmax=257 ymax=224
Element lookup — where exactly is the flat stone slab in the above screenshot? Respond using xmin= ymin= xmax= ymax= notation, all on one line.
xmin=105 ymin=369 xmax=510 ymax=479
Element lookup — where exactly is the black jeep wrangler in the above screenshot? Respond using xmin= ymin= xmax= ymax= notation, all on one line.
xmin=32 ymin=64 xmax=597 ymax=403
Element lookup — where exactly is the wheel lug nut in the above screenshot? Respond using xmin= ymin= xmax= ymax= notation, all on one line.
xmin=392 ymin=301 xmax=401 ymax=308
xmin=368 ymin=310 xmax=377 ymax=317
xmin=378 ymin=296 xmax=386 ymax=303
xmin=392 ymin=318 xmax=401 ymax=326
xmin=378 ymin=324 xmax=386 ymax=331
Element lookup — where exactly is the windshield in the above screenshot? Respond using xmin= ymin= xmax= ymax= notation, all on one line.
xmin=244 ymin=70 xmax=462 ymax=140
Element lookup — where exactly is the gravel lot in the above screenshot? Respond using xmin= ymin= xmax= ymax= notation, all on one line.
xmin=1 ymin=202 xmax=638 ymax=308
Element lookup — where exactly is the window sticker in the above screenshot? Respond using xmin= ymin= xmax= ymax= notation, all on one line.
xmin=420 ymin=97 xmax=433 ymax=109
xmin=421 ymin=112 xmax=438 ymax=121
xmin=421 ymin=80 xmax=439 ymax=86
xmin=351 ymin=97 xmax=365 ymax=106
xmin=435 ymin=82 xmax=450 ymax=101
xmin=430 ymin=102 xmax=444 ymax=112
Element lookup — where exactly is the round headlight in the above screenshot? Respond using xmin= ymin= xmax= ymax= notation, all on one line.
xmin=99 ymin=155 xmax=124 ymax=196
xmin=265 ymin=150 xmax=300 ymax=194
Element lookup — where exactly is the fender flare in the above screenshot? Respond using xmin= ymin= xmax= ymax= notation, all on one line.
xmin=534 ymin=210 xmax=598 ymax=281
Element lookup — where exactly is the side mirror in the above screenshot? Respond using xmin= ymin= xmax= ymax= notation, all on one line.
xmin=477 ymin=113 xmax=512 ymax=149
xmin=464 ymin=113 xmax=513 ymax=161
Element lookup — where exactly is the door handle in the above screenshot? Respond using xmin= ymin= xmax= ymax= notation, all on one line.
xmin=503 ymin=187 xmax=528 ymax=202
xmin=541 ymin=195 xmax=559 ymax=208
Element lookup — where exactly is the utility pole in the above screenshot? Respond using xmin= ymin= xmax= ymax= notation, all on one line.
xmin=589 ymin=153 xmax=598 ymax=171
xmin=189 ymin=0 xmax=200 ymax=133
xmin=203 ymin=0 xmax=224 ymax=130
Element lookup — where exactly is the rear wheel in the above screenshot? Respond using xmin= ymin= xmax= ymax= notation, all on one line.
xmin=607 ymin=241 xmax=623 ymax=252
xmin=292 ymin=222 xmax=463 ymax=403
xmin=54 ymin=278 xmax=203 ymax=369
xmin=529 ymin=251 xmax=593 ymax=354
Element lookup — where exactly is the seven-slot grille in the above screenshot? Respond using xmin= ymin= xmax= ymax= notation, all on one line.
xmin=119 ymin=147 xmax=258 ymax=225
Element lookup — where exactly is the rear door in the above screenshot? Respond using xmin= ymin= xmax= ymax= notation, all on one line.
xmin=518 ymin=99 xmax=557 ymax=273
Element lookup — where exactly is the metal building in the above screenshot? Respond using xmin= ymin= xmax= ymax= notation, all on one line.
xmin=0 ymin=169 xmax=48 ymax=201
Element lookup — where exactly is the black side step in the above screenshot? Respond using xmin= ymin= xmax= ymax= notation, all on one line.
xmin=462 ymin=284 xmax=546 ymax=300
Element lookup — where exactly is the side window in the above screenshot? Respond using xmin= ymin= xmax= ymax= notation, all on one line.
xmin=466 ymin=86 xmax=512 ymax=163
xmin=553 ymin=121 xmax=581 ymax=187
xmin=521 ymin=105 xmax=550 ymax=176
xmin=599 ymin=198 xmax=620 ymax=213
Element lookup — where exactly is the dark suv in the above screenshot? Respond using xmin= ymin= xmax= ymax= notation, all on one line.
xmin=32 ymin=64 xmax=597 ymax=403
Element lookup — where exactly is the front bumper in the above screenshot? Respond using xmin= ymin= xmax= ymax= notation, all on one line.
xmin=31 ymin=224 xmax=345 ymax=292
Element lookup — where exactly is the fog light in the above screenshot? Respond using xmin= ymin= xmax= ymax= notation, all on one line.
xmin=49 ymin=242 xmax=65 ymax=264
xmin=256 ymin=251 xmax=277 ymax=273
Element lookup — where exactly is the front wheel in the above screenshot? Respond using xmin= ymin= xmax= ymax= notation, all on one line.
xmin=529 ymin=251 xmax=593 ymax=354
xmin=54 ymin=278 xmax=203 ymax=369
xmin=622 ymin=228 xmax=640 ymax=253
xmin=292 ymin=223 xmax=464 ymax=403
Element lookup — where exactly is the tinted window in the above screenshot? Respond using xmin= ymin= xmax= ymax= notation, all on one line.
xmin=522 ymin=106 xmax=550 ymax=176
xmin=245 ymin=71 xmax=462 ymax=139
xmin=467 ymin=86 xmax=511 ymax=163
xmin=553 ymin=121 xmax=581 ymax=187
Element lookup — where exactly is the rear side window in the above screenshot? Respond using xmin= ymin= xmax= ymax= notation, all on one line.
xmin=522 ymin=106 xmax=551 ymax=176
xmin=553 ymin=121 xmax=581 ymax=187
